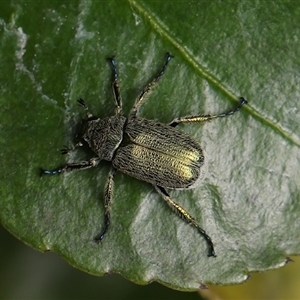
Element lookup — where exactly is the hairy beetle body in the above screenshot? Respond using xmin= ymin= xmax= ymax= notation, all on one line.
xmin=42 ymin=53 xmax=247 ymax=258
xmin=113 ymin=117 xmax=205 ymax=189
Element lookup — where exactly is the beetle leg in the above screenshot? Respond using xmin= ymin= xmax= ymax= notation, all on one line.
xmin=94 ymin=167 xmax=116 ymax=243
xmin=41 ymin=157 xmax=100 ymax=175
xmin=154 ymin=185 xmax=216 ymax=257
xmin=169 ymin=97 xmax=247 ymax=127
xmin=107 ymin=57 xmax=122 ymax=116
xmin=130 ymin=53 xmax=173 ymax=117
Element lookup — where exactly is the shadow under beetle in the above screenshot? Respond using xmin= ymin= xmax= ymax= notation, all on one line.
xmin=42 ymin=53 xmax=247 ymax=257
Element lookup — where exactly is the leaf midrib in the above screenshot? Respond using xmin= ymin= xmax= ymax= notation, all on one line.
xmin=129 ymin=0 xmax=300 ymax=148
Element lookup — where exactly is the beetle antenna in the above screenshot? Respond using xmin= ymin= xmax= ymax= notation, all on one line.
xmin=77 ymin=98 xmax=93 ymax=119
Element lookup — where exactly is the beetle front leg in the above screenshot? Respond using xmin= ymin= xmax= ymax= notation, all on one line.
xmin=41 ymin=157 xmax=100 ymax=175
xmin=94 ymin=167 xmax=116 ymax=243
xmin=155 ymin=185 xmax=216 ymax=257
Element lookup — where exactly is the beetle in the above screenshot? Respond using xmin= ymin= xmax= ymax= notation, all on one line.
xmin=42 ymin=53 xmax=247 ymax=257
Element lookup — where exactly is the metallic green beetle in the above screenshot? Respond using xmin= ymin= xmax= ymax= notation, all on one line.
xmin=42 ymin=53 xmax=247 ymax=257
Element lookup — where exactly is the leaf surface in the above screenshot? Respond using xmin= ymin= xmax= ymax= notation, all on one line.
xmin=0 ymin=1 xmax=299 ymax=290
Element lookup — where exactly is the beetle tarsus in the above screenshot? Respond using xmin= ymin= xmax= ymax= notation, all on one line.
xmin=40 ymin=168 xmax=63 ymax=176
xmin=208 ymin=250 xmax=216 ymax=258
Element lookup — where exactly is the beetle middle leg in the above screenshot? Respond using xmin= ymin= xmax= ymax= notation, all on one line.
xmin=169 ymin=97 xmax=247 ymax=127
xmin=94 ymin=167 xmax=116 ymax=243
xmin=130 ymin=53 xmax=173 ymax=118
xmin=155 ymin=185 xmax=216 ymax=257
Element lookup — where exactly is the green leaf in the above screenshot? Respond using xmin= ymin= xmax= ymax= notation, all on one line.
xmin=1 ymin=0 xmax=299 ymax=291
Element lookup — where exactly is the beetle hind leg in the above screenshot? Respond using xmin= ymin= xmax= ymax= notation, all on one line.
xmin=94 ymin=168 xmax=116 ymax=243
xmin=169 ymin=97 xmax=247 ymax=127
xmin=155 ymin=185 xmax=216 ymax=257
